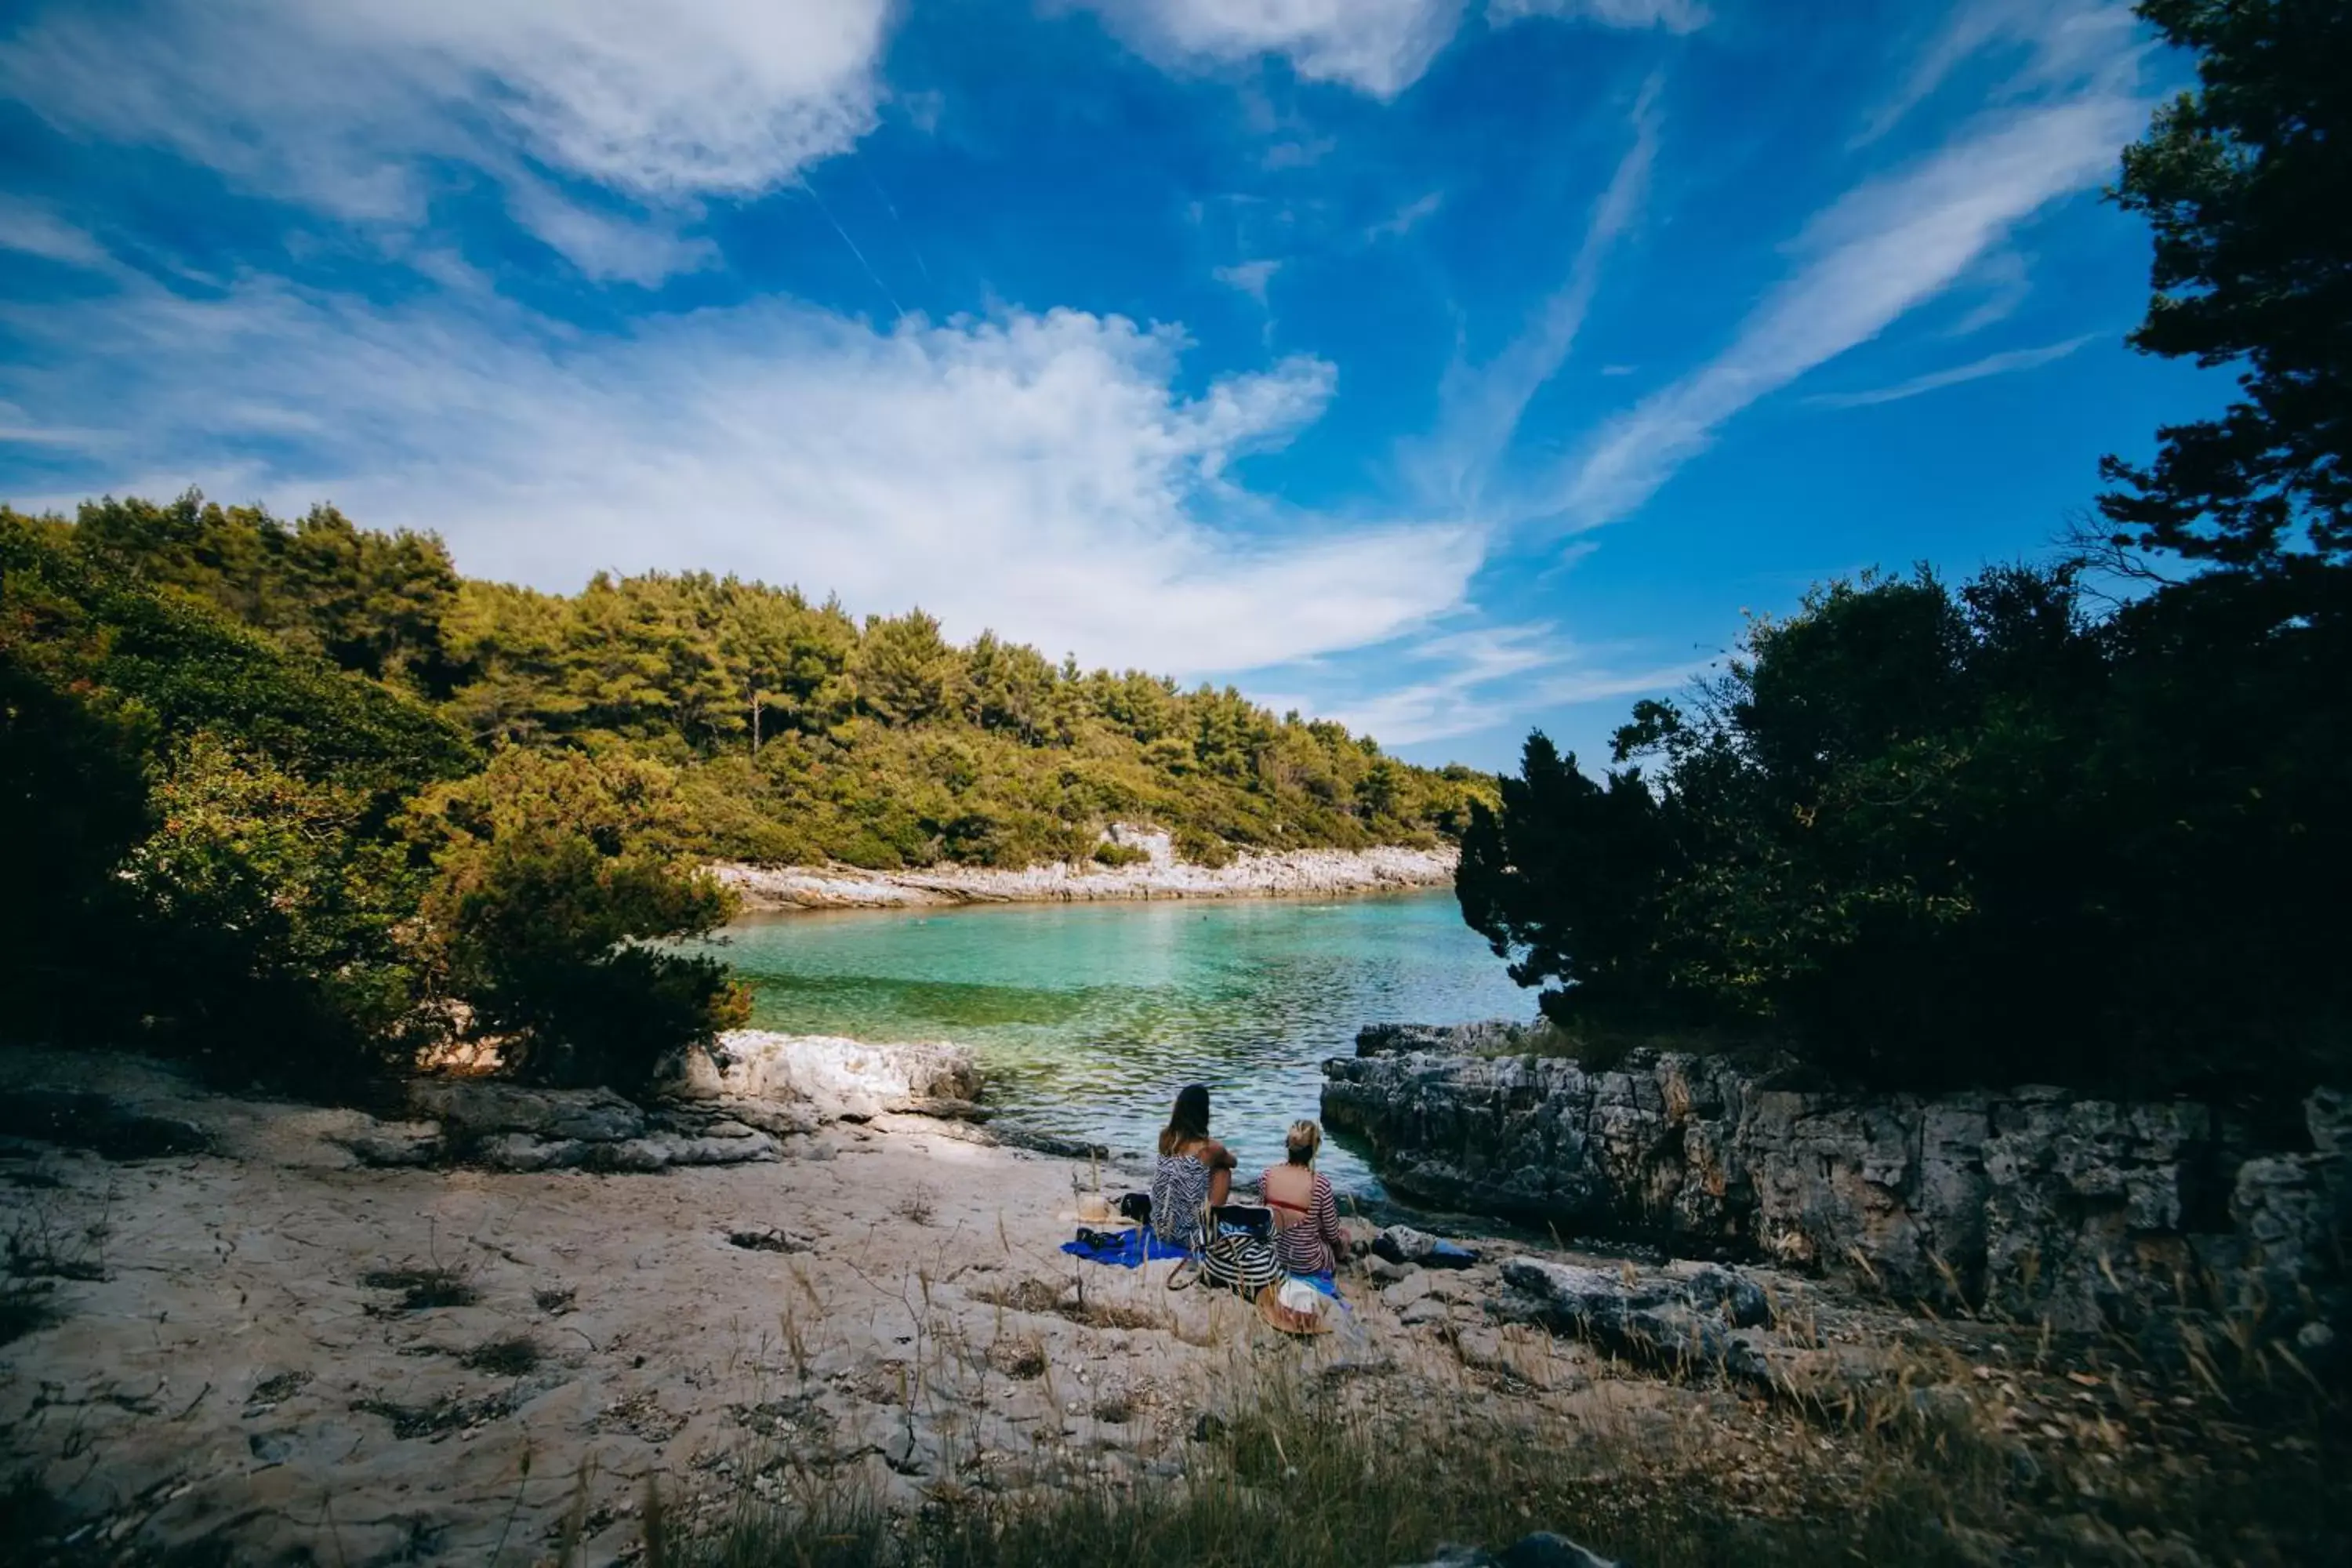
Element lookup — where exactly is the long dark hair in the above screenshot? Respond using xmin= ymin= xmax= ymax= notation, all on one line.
xmin=1159 ymin=1083 xmax=1210 ymax=1156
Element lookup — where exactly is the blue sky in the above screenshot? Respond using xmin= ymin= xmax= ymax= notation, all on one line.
xmin=0 ymin=0 xmax=2218 ymax=771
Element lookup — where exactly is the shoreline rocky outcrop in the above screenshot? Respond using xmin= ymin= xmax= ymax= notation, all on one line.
xmin=0 ymin=1046 xmax=1828 ymax=1565
xmin=710 ymin=825 xmax=1456 ymax=910
xmin=3 ymin=1045 xmax=2328 ymax=1563
xmin=1326 ymin=1022 xmax=2350 ymax=1338
xmin=343 ymin=1032 xmax=986 ymax=1173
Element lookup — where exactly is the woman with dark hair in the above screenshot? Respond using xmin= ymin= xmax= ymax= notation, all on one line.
xmin=1149 ymin=1083 xmax=1233 ymax=1249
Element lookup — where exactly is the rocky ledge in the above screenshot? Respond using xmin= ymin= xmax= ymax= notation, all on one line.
xmin=346 ymin=1031 xmax=983 ymax=1173
xmin=1327 ymin=1023 xmax=2350 ymax=1338
xmin=711 ymin=825 xmax=1455 ymax=909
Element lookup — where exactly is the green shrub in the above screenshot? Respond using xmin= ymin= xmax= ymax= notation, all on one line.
xmin=1091 ymin=840 xmax=1152 ymax=868
xmin=1171 ymin=825 xmax=1235 ymax=869
xmin=1460 ymin=564 xmax=2352 ymax=1100
xmin=408 ymin=747 xmax=749 ymax=1091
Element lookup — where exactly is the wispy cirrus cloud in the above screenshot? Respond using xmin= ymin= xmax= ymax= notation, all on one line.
xmin=1214 ymin=259 xmax=1283 ymax=305
xmin=0 ymin=278 xmax=1483 ymax=680
xmin=0 ymin=198 xmax=113 ymax=270
xmin=1808 ymin=333 xmax=2096 ymax=408
xmin=1410 ymin=75 xmax=1663 ymax=513
xmin=1367 ymin=191 xmax=1446 ymax=242
xmin=1076 ymin=0 xmax=1468 ymax=98
xmin=1487 ymin=0 xmax=1708 ymax=34
xmin=1256 ymin=622 xmax=1708 ymax=746
xmin=1551 ymin=88 xmax=2144 ymax=528
xmin=1858 ymin=0 xmax=2144 ymax=145
xmin=1080 ymin=0 xmax=1707 ymax=99
xmin=0 ymin=0 xmax=897 ymax=281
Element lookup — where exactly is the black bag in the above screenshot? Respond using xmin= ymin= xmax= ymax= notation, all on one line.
xmin=1199 ymin=1228 xmax=1280 ymax=1294
xmin=1117 ymin=1192 xmax=1152 ymax=1226
xmin=1209 ymin=1203 xmax=1272 ymax=1239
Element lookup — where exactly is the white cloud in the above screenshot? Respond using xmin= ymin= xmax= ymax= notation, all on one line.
xmin=1261 ymin=136 xmax=1337 ymax=170
xmin=1944 ymin=246 xmax=2035 ymax=336
xmin=1807 ymin=333 xmax=2096 ymax=408
xmin=1488 ymin=0 xmax=1708 ymax=33
xmin=1553 ymin=91 xmax=2143 ymax=526
xmin=0 ymin=199 xmax=112 ymax=269
xmin=501 ymin=179 xmax=722 ymax=285
xmin=1858 ymin=0 xmax=2143 ymax=145
xmin=0 ymin=0 xmax=895 ymax=278
xmin=1081 ymin=0 xmax=1467 ymax=97
xmin=1411 ymin=76 xmax=1661 ymax=511
xmin=0 ymin=282 xmax=1483 ymax=680
xmin=1259 ymin=622 xmax=1704 ymax=745
xmin=1083 ymin=0 xmax=1703 ymax=97
xmin=1214 ymin=259 xmax=1283 ymax=304
xmin=1367 ymin=191 xmax=1445 ymax=242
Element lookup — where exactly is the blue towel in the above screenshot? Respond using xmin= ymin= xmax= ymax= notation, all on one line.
xmin=1060 ymin=1229 xmax=1190 ymax=1268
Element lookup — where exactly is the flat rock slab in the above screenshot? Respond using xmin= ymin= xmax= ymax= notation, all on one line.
xmin=409 ymin=1080 xmax=647 ymax=1143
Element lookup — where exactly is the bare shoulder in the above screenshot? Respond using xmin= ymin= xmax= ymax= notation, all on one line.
xmin=1203 ymin=1138 xmax=1236 ymax=1168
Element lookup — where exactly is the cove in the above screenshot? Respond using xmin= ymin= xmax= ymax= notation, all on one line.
xmin=699 ymin=888 xmax=1531 ymax=1196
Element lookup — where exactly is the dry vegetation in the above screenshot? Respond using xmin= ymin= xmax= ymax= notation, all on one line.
xmin=654 ymin=1278 xmax=2347 ymax=1568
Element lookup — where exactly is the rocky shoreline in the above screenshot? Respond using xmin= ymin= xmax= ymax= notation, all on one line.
xmin=2 ymin=1037 xmax=2334 ymax=1563
xmin=710 ymin=826 xmax=1456 ymax=910
xmin=0 ymin=1041 xmax=1849 ymax=1566
xmin=1324 ymin=1022 xmax=2350 ymax=1343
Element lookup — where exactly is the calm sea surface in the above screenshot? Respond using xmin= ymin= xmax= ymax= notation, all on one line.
xmin=697 ymin=890 xmax=1531 ymax=1196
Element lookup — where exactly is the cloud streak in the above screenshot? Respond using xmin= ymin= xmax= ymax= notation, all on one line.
xmin=0 ymin=280 xmax=1483 ymax=681
xmin=1411 ymin=76 xmax=1662 ymax=514
xmin=1259 ymin=622 xmax=1708 ymax=746
xmin=0 ymin=0 xmax=896 ymax=280
xmin=1552 ymin=91 xmax=2143 ymax=527
xmin=1857 ymin=0 xmax=2143 ymax=145
xmin=1808 ymin=333 xmax=2096 ymax=408
xmin=1083 ymin=0 xmax=1705 ymax=99
xmin=1488 ymin=0 xmax=1708 ymax=34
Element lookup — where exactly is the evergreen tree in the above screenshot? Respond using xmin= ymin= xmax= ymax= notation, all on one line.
xmin=2098 ymin=0 xmax=2352 ymax=570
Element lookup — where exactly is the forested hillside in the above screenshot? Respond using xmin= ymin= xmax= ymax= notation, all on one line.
xmin=2 ymin=496 xmax=1484 ymax=1088
xmin=62 ymin=493 xmax=1488 ymax=870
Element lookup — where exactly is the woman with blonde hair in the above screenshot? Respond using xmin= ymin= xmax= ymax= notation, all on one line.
xmin=1261 ymin=1120 xmax=1348 ymax=1276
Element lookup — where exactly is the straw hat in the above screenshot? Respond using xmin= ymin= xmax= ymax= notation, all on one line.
xmin=1057 ymin=1191 xmax=1127 ymax=1228
xmin=1255 ymin=1280 xmax=1335 ymax=1336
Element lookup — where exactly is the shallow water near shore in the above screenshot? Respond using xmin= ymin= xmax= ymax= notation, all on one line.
xmin=697 ymin=889 xmax=1531 ymax=1196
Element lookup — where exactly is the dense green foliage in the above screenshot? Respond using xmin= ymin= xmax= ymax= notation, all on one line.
xmin=3 ymin=493 xmax=1468 ymax=1089
xmin=2099 ymin=0 xmax=2351 ymax=570
xmin=1461 ymin=3 xmax=2352 ymax=1101
xmin=1458 ymin=564 xmax=2350 ymax=1096
xmin=408 ymin=748 xmax=749 ymax=1091
xmin=0 ymin=510 xmax=742 ymax=1088
xmin=65 ymin=494 xmax=1483 ymax=871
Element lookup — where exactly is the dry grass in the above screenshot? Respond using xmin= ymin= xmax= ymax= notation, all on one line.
xmin=895 ymin=1182 xmax=942 ymax=1227
xmin=666 ymin=1288 xmax=2348 ymax=1568
xmin=459 ymin=1332 xmax=546 ymax=1377
xmin=359 ymin=1263 xmax=479 ymax=1312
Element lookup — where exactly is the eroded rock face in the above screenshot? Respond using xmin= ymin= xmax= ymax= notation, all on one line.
xmin=408 ymin=1080 xmax=648 ymax=1143
xmin=1326 ymin=1024 xmax=2349 ymax=1332
xmin=373 ymin=1035 xmax=985 ymax=1171
xmin=699 ymin=1031 xmax=982 ymax=1121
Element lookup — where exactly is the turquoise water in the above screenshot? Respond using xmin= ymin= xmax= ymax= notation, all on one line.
xmin=699 ymin=891 xmax=1531 ymax=1196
